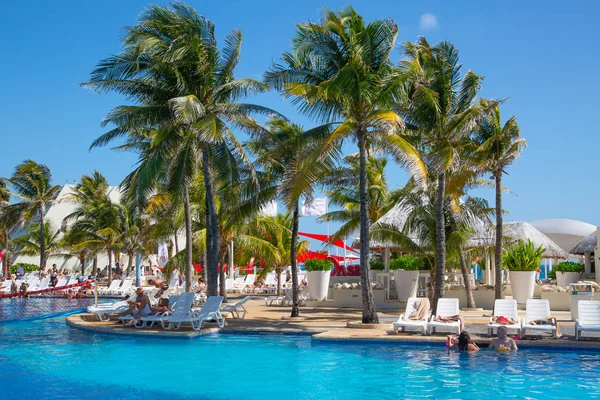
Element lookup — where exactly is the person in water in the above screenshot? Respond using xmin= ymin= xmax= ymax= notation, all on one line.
xmin=447 ymin=331 xmax=479 ymax=351
xmin=489 ymin=326 xmax=518 ymax=351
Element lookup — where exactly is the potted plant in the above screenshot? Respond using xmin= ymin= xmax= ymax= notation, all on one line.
xmin=390 ymin=256 xmax=423 ymax=302
xmin=551 ymin=261 xmax=583 ymax=287
xmin=304 ymin=259 xmax=333 ymax=301
xmin=503 ymin=240 xmax=544 ymax=303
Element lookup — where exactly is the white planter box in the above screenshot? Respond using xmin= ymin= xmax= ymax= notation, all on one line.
xmin=393 ymin=270 xmax=419 ymax=302
xmin=556 ymin=272 xmax=581 ymax=288
xmin=509 ymin=270 xmax=536 ymax=304
xmin=541 ymin=291 xmax=570 ymax=311
xmin=329 ymin=289 xmax=387 ymax=308
xmin=306 ymin=271 xmax=331 ymax=301
xmin=447 ymin=288 xmax=503 ymax=309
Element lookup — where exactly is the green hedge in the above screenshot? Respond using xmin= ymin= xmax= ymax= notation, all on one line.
xmin=549 ymin=261 xmax=583 ymax=279
xmin=370 ymin=259 xmax=385 ymax=271
xmin=304 ymin=258 xmax=333 ymax=272
xmin=9 ymin=263 xmax=39 ymax=274
xmin=390 ymin=256 xmax=427 ymax=271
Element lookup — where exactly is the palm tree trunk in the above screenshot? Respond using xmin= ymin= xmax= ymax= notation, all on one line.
xmin=219 ymin=250 xmax=227 ymax=303
xmin=290 ymin=201 xmax=300 ymax=317
xmin=3 ymin=229 xmax=10 ymax=276
xmin=183 ymin=184 xmax=193 ymax=292
xmin=358 ymin=133 xmax=378 ymax=324
xmin=174 ymin=234 xmax=179 ymax=255
xmin=127 ymin=252 xmax=134 ymax=276
xmin=459 ymin=249 xmax=476 ymax=309
xmin=80 ymin=254 xmax=85 ymax=276
xmin=494 ymin=172 xmax=503 ymax=300
xmin=107 ymin=248 xmax=112 ymax=286
xmin=202 ymin=148 xmax=219 ymax=297
xmin=39 ymin=205 xmax=46 ymax=269
xmin=433 ymin=171 xmax=447 ymax=314
xmin=93 ymin=256 xmax=97 ymax=276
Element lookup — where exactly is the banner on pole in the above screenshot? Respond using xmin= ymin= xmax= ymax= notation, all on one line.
xmin=259 ymin=200 xmax=278 ymax=217
xmin=157 ymin=242 xmax=169 ymax=268
xmin=301 ymin=197 xmax=327 ymax=217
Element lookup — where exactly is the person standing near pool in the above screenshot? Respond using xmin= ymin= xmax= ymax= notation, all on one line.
xmin=489 ymin=326 xmax=518 ymax=351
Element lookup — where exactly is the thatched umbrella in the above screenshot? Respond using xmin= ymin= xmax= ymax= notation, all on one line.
xmin=503 ymin=221 xmax=568 ymax=259
xmin=570 ymin=231 xmax=597 ymax=255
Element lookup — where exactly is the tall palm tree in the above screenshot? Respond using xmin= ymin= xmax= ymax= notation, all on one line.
xmin=0 ymin=179 xmax=17 ymax=276
xmin=13 ymin=220 xmax=63 ymax=268
xmin=474 ymin=100 xmax=526 ymax=299
xmin=85 ymin=4 xmax=277 ymax=293
xmin=246 ymin=118 xmax=336 ymax=317
xmin=6 ymin=160 xmax=61 ymax=269
xmin=265 ymin=7 xmax=424 ymax=323
xmin=399 ymin=38 xmax=483 ymax=311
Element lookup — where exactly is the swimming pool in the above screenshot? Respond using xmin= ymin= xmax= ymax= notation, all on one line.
xmin=1 ymin=310 xmax=600 ymax=400
xmin=0 ymin=297 xmax=98 ymax=322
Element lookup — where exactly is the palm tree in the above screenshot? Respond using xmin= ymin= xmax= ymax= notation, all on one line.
xmin=121 ymin=202 xmax=154 ymax=276
xmin=6 ymin=160 xmax=61 ymax=269
xmin=85 ymin=4 xmax=278 ymax=294
xmin=13 ymin=220 xmax=63 ymax=268
xmin=399 ymin=38 xmax=483 ymax=311
xmin=320 ymin=155 xmax=395 ymax=240
xmin=246 ymin=118 xmax=336 ymax=317
xmin=474 ymin=100 xmax=526 ymax=299
xmin=0 ymin=179 xmax=17 ymax=276
xmin=265 ymin=7 xmax=424 ymax=323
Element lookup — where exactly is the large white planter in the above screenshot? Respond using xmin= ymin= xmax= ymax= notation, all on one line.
xmin=306 ymin=271 xmax=331 ymax=301
xmin=393 ymin=270 xmax=419 ymax=302
xmin=556 ymin=271 xmax=580 ymax=288
xmin=509 ymin=270 xmax=536 ymax=303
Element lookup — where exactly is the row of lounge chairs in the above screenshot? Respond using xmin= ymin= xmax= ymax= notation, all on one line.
xmin=226 ymin=273 xmax=304 ymax=294
xmin=0 ymin=272 xmax=85 ymax=294
xmin=394 ymin=297 xmax=600 ymax=340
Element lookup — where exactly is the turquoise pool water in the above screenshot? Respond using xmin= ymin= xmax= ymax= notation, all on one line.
xmin=1 ymin=298 xmax=600 ymax=399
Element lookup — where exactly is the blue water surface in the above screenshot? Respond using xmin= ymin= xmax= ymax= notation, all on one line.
xmin=1 ymin=299 xmax=600 ymax=399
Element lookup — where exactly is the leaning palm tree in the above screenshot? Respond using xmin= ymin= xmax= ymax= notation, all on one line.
xmin=13 ymin=220 xmax=63 ymax=268
xmin=265 ymin=7 xmax=424 ymax=323
xmin=85 ymin=4 xmax=278 ymax=294
xmin=6 ymin=160 xmax=61 ymax=270
xmin=246 ymin=118 xmax=336 ymax=317
xmin=474 ymin=100 xmax=526 ymax=299
xmin=399 ymin=38 xmax=483 ymax=311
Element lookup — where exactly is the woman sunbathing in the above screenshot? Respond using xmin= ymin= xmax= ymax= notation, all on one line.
xmin=151 ymin=297 xmax=170 ymax=313
xmin=447 ymin=331 xmax=479 ymax=351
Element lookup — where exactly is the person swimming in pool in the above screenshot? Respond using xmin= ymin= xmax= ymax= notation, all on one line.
xmin=447 ymin=331 xmax=479 ymax=351
xmin=489 ymin=326 xmax=518 ymax=351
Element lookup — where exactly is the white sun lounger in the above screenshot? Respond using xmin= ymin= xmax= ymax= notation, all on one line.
xmin=35 ymin=277 xmax=51 ymax=291
xmin=139 ymin=292 xmax=195 ymax=330
xmin=183 ymin=296 xmax=225 ymax=330
xmin=427 ymin=298 xmax=461 ymax=335
xmin=113 ymin=279 xmax=133 ymax=296
xmin=488 ymin=299 xmax=521 ymax=336
xmin=522 ymin=299 xmax=557 ymax=338
xmin=88 ymin=296 xmax=136 ymax=321
xmin=264 ymin=286 xmax=309 ymax=306
xmin=221 ymin=296 xmax=251 ymax=319
xmin=393 ymin=297 xmax=429 ymax=335
xmin=99 ymin=280 xmax=121 ymax=295
xmin=262 ymin=274 xmax=277 ymax=293
xmin=575 ymin=300 xmax=600 ymax=340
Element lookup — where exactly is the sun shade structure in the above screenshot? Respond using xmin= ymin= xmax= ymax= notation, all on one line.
xmin=297 ymin=232 xmax=358 ymax=254
xmin=502 ymin=221 xmax=568 ymax=259
xmin=570 ymin=231 xmax=597 ymax=255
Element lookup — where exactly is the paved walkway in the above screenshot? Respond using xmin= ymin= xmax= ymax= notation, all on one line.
xmin=67 ymin=294 xmax=600 ymax=349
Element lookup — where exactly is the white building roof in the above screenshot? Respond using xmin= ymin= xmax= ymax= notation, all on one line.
xmin=529 ymin=219 xmax=596 ymax=237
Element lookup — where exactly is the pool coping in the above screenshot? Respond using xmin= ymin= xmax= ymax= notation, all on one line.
xmin=67 ymin=313 xmax=600 ymax=351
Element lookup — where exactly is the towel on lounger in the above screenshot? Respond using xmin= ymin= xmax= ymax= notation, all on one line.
xmin=433 ymin=315 xmax=464 ymax=331
xmin=529 ymin=317 xmax=562 ymax=337
xmin=492 ymin=316 xmax=517 ymax=325
xmin=409 ymin=298 xmax=430 ymax=320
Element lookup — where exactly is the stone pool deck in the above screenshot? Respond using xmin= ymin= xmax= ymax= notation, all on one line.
xmin=66 ymin=295 xmax=600 ymax=350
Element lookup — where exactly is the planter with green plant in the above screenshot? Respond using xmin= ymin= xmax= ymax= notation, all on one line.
xmin=390 ymin=256 xmax=424 ymax=302
xmin=550 ymin=261 xmax=583 ymax=287
xmin=503 ymin=240 xmax=544 ymax=303
xmin=304 ymin=259 xmax=333 ymax=301
xmin=370 ymin=259 xmax=385 ymax=271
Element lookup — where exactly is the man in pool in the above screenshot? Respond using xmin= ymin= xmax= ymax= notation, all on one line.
xmin=489 ymin=326 xmax=518 ymax=351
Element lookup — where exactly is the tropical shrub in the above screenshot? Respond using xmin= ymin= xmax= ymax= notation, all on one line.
xmin=390 ymin=256 xmax=426 ymax=271
xmin=370 ymin=259 xmax=385 ymax=271
xmin=502 ymin=240 xmax=545 ymax=271
xmin=548 ymin=261 xmax=583 ymax=279
xmin=9 ymin=263 xmax=39 ymax=274
xmin=304 ymin=259 xmax=333 ymax=272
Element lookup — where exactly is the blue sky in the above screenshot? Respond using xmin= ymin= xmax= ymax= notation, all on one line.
xmin=1 ymin=0 xmax=598 ymax=251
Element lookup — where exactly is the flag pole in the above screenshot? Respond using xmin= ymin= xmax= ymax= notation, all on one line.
xmin=326 ymin=198 xmax=330 ymax=256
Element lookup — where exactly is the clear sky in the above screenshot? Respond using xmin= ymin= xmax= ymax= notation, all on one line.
xmin=1 ymin=0 xmax=598 ymax=252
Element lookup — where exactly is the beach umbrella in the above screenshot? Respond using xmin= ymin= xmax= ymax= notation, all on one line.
xmin=570 ymin=231 xmax=597 ymax=255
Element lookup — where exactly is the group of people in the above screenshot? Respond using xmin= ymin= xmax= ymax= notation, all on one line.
xmin=447 ymin=326 xmax=518 ymax=352
xmin=118 ymin=287 xmax=170 ymax=321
